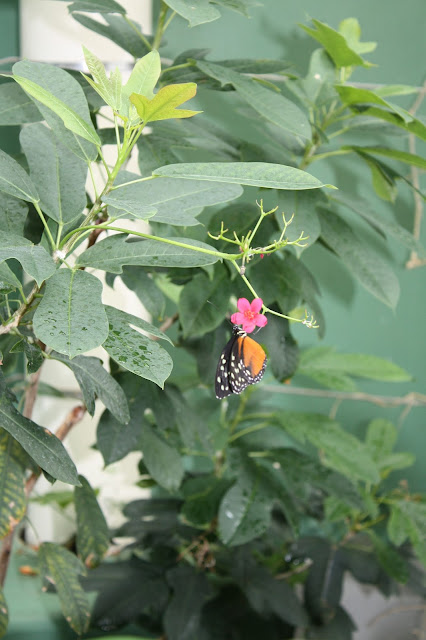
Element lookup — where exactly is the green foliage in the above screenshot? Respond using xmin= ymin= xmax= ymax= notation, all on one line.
xmin=0 ymin=4 xmax=424 ymax=639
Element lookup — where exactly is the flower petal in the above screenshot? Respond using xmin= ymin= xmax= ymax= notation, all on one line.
xmin=242 ymin=320 xmax=256 ymax=333
xmin=255 ymin=314 xmax=268 ymax=327
xmin=250 ymin=298 xmax=263 ymax=313
xmin=237 ymin=298 xmax=251 ymax=312
xmin=231 ymin=312 xmax=245 ymax=325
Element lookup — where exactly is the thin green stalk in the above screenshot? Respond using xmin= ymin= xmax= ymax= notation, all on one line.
xmin=33 ymin=202 xmax=56 ymax=252
xmin=152 ymin=2 xmax=169 ymax=50
xmin=161 ymin=61 xmax=194 ymax=77
xmin=308 ymin=148 xmax=353 ymax=164
xmin=123 ymin=15 xmax=153 ymax=51
xmin=229 ymin=421 xmax=271 ymax=443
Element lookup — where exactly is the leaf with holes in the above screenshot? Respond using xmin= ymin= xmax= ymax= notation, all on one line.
xmin=0 ymin=431 xmax=27 ymax=538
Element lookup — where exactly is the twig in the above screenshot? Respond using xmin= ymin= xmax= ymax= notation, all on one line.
xmin=262 ymin=385 xmax=426 ymax=409
xmin=22 ymin=369 xmax=42 ymax=421
xmin=158 ymin=313 xmax=179 ymax=334
xmin=405 ymin=80 xmax=426 ymax=270
xmin=276 ymin=558 xmax=313 ymax=579
xmin=369 ymin=603 xmax=426 ymax=627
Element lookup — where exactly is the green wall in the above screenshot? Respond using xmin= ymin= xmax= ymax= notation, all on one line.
xmin=158 ymin=0 xmax=426 ymax=490
xmin=0 ymin=0 xmax=20 ymax=154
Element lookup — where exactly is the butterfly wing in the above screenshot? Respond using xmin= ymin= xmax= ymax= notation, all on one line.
xmin=228 ymin=334 xmax=267 ymax=394
xmin=215 ymin=332 xmax=237 ymax=399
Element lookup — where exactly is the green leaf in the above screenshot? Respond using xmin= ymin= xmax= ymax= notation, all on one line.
xmin=162 ymin=0 xmax=220 ymax=26
xmin=329 ymin=191 xmax=424 ymax=254
xmin=82 ymin=46 xmax=122 ymax=111
xmin=296 ymin=48 xmax=337 ymax=107
xmin=391 ymin=500 xmax=426 ymax=547
xmin=52 ymin=353 xmax=130 ymax=423
xmin=12 ymin=61 xmax=99 ymax=160
xmin=103 ymin=306 xmax=173 ymax=388
xmin=154 ymin=162 xmax=331 ymax=190
xmin=0 ymin=263 xmax=21 ymax=293
xmin=277 ymin=189 xmax=324 ymax=254
xmin=318 ymin=207 xmax=399 ymax=309
xmin=179 ymin=264 xmax=231 ymax=338
xmin=0 ymin=431 xmax=27 ymax=538
xmin=181 ymin=475 xmax=230 ymax=526
xmin=74 ymin=475 xmax=109 ymax=568
xmin=344 ymin=145 xmax=426 ymax=170
xmin=0 ymin=586 xmax=7 ymax=636
xmin=20 ymin=124 xmax=87 ymax=225
xmin=275 ymin=411 xmax=379 ymax=484
xmin=103 ymin=171 xmax=242 ymax=225
xmin=261 ymin=316 xmax=299 ymax=382
xmin=338 ymin=17 xmax=377 ymax=54
xmin=140 ymin=424 xmax=183 ymax=491
xmin=0 ymin=82 xmax=41 ymax=125
xmin=24 ymin=342 xmax=44 ymax=374
xmin=77 ymin=234 xmax=220 ymax=272
xmin=0 ymin=193 xmax=28 ymax=235
xmin=387 ymin=504 xmax=409 ymax=546
xmin=335 ymin=85 xmax=412 ymax=122
xmin=33 ymin=269 xmax=109 ymax=358
xmin=164 ymin=566 xmax=212 ymax=640
xmin=196 ymin=59 xmax=311 ymax=140
xmin=300 ymin=18 xmax=374 ymax=67
xmin=359 ymin=153 xmax=397 ymax=202
xmin=367 ymin=531 xmax=409 ymax=583
xmin=355 ymin=106 xmax=426 ymax=142
xmin=0 ymin=232 xmax=56 ymax=286
xmin=0 ymin=375 xmax=79 ymax=485
xmin=118 ymin=268 xmax=165 ymax=320
xmin=365 ymin=418 xmax=397 ymax=460
xmin=0 ymin=149 xmax=39 ymax=203
xmin=64 ymin=0 xmax=127 ymax=13
xmin=72 ymin=13 xmax=150 ymax=59
xmin=123 ymin=50 xmax=161 ymax=102
xmin=38 ymin=542 xmax=90 ymax=635
xmin=130 ymin=82 xmax=200 ymax=123
xmin=218 ymin=459 xmax=272 ymax=545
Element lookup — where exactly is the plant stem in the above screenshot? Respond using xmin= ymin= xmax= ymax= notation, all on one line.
xmin=33 ymin=203 xmax=56 ymax=251
xmin=123 ymin=15 xmax=153 ymax=51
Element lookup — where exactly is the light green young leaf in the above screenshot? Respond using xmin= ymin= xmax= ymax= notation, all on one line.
xmin=338 ymin=18 xmax=377 ymax=54
xmin=20 ymin=123 xmax=87 ymax=224
xmin=52 ymin=353 xmax=130 ymax=423
xmin=0 ymin=149 xmax=39 ymax=203
xmin=74 ymin=475 xmax=109 ymax=568
xmin=123 ymin=50 xmax=161 ymax=102
xmin=300 ymin=18 xmax=374 ymax=68
xmin=77 ymin=234 xmax=220 ymax=273
xmin=0 ymin=232 xmax=56 ymax=286
xmin=162 ymin=0 xmax=220 ymax=26
xmin=38 ymin=542 xmax=90 ymax=635
xmin=318 ymin=208 xmax=399 ymax=308
xmin=365 ymin=419 xmax=397 ymax=460
xmin=14 ymin=75 xmax=101 ymax=147
xmin=82 ymin=46 xmax=122 ymax=110
xmin=0 ymin=431 xmax=27 ymax=538
xmin=130 ymin=82 xmax=200 ymax=123
xmin=196 ymin=59 xmax=311 ymax=140
xmin=344 ymin=145 xmax=426 ymax=170
xmin=103 ymin=306 xmax=173 ymax=388
xmin=104 ymin=171 xmax=242 ymax=225
xmin=154 ymin=162 xmax=331 ymax=190
xmin=0 ymin=82 xmax=42 ymax=125
xmin=12 ymin=61 xmax=97 ymax=162
xmin=360 ymin=153 xmax=397 ymax=202
xmin=335 ymin=85 xmax=412 ymax=122
xmin=33 ymin=269 xmax=109 ymax=358
xmin=0 ymin=375 xmax=80 ymax=485
xmin=356 ymin=106 xmax=426 ymax=142
xmin=140 ymin=424 xmax=184 ymax=491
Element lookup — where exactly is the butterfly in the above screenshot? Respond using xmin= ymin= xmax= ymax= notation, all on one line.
xmin=215 ymin=325 xmax=267 ymax=399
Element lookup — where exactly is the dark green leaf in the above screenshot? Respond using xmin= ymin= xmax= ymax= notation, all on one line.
xmin=67 ymin=0 xmax=127 ymax=13
xmin=318 ymin=207 xmax=399 ymax=308
xmin=140 ymin=424 xmax=183 ymax=491
xmin=181 ymin=475 xmax=230 ymax=527
xmin=23 ymin=341 xmax=44 ymax=374
xmin=38 ymin=542 xmax=90 ymax=635
xmin=33 ymin=269 xmax=109 ymax=358
xmin=0 ymin=375 xmax=79 ymax=485
xmin=163 ymin=0 xmax=220 ymax=26
xmin=77 ymin=233 xmax=220 ymax=272
xmin=0 ymin=82 xmax=41 ymax=125
xmin=0 ymin=149 xmax=39 ymax=203
xmin=277 ymin=189 xmax=324 ymax=254
xmin=20 ymin=123 xmax=87 ymax=224
xmin=72 ymin=13 xmax=151 ymax=58
xmin=164 ymin=566 xmax=213 ymax=640
xmin=345 ymin=145 xmax=426 ymax=170
xmin=196 ymin=59 xmax=311 ymax=140
xmin=0 ymin=232 xmax=56 ymax=286
xmin=0 ymin=587 xmax=8 ymax=637
xmin=0 ymin=193 xmax=28 ymax=235
xmin=261 ymin=316 xmax=299 ymax=382
xmin=179 ymin=264 xmax=231 ymax=338
xmin=301 ymin=18 xmax=374 ymax=67
xmin=154 ymin=161 xmax=331 ymax=190
xmin=367 ymin=531 xmax=409 ymax=583
xmin=0 ymin=431 xmax=26 ymax=538
xmin=119 ymin=267 xmax=166 ymax=320
xmin=74 ymin=475 xmax=109 ymax=568
xmin=52 ymin=352 xmax=129 ymax=423
xmin=103 ymin=306 xmax=173 ymax=388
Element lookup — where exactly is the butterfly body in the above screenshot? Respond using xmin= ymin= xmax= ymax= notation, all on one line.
xmin=215 ymin=326 xmax=267 ymax=399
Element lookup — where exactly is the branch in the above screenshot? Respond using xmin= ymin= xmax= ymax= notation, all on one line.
xmin=262 ymin=385 xmax=426 ymax=409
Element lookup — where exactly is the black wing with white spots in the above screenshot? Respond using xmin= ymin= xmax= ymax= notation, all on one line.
xmin=215 ymin=326 xmax=267 ymax=399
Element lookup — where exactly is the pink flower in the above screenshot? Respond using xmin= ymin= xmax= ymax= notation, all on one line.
xmin=231 ymin=298 xmax=268 ymax=334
